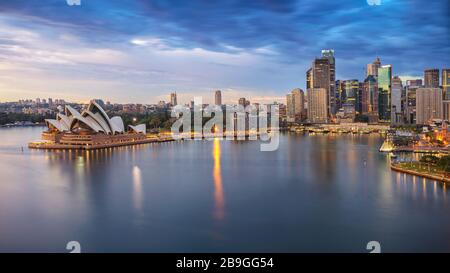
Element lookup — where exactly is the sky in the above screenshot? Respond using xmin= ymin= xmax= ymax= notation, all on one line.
xmin=0 ymin=0 xmax=449 ymax=104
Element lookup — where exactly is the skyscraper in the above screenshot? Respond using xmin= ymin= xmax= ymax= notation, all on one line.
xmin=311 ymin=57 xmax=331 ymax=119
xmin=424 ymin=69 xmax=440 ymax=88
xmin=367 ymin=57 xmax=381 ymax=77
xmin=307 ymin=88 xmax=328 ymax=123
xmin=170 ymin=92 xmax=177 ymax=106
xmin=416 ymin=87 xmax=443 ymax=124
xmin=306 ymin=68 xmax=312 ymax=91
xmin=321 ymin=49 xmax=336 ymax=114
xmin=377 ymin=65 xmax=392 ymax=121
xmin=362 ymin=75 xmax=378 ymax=115
xmin=405 ymin=84 xmax=419 ymax=124
xmin=215 ymin=90 xmax=222 ymax=105
xmin=391 ymin=76 xmax=403 ymax=123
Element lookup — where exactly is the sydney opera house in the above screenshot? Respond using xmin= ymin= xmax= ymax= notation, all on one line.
xmin=29 ymin=100 xmax=149 ymax=150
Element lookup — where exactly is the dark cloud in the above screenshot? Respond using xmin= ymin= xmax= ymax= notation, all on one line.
xmin=0 ymin=0 xmax=449 ymax=79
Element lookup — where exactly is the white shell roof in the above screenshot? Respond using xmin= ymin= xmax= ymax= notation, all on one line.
xmin=128 ymin=124 xmax=146 ymax=134
xmin=45 ymin=100 xmax=144 ymax=135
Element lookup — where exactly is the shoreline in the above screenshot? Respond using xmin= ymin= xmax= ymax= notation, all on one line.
xmin=390 ymin=163 xmax=450 ymax=183
xmin=28 ymin=136 xmax=175 ymax=150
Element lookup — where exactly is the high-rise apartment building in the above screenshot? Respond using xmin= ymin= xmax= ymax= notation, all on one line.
xmin=307 ymin=88 xmax=328 ymax=123
xmin=377 ymin=65 xmax=392 ymax=121
xmin=416 ymin=87 xmax=443 ymax=124
xmin=286 ymin=94 xmax=295 ymax=122
xmin=292 ymin=88 xmax=304 ymax=116
xmin=286 ymin=88 xmax=305 ymax=122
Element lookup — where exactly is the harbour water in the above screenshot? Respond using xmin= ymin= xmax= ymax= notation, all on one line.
xmin=0 ymin=127 xmax=449 ymax=252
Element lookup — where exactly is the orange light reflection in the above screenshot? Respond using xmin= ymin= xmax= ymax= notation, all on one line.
xmin=213 ymin=138 xmax=225 ymax=221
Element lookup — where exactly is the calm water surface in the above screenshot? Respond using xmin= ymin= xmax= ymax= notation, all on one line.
xmin=0 ymin=127 xmax=449 ymax=252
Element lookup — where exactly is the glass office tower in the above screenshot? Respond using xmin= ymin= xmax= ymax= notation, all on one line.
xmin=378 ymin=65 xmax=392 ymax=121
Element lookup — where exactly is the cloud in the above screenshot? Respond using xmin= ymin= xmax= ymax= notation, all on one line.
xmin=0 ymin=0 xmax=449 ymax=103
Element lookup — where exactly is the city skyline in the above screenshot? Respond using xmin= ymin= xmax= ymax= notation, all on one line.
xmin=0 ymin=0 xmax=449 ymax=104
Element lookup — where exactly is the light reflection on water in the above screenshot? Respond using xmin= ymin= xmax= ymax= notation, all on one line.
xmin=1 ymin=127 xmax=450 ymax=252
xmin=213 ymin=138 xmax=224 ymax=221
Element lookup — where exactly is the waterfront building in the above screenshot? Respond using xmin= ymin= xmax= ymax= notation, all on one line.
xmin=286 ymin=88 xmax=305 ymax=122
xmin=307 ymin=88 xmax=328 ymax=123
xmin=391 ymin=76 xmax=403 ymax=124
xmin=215 ymin=90 xmax=222 ymax=106
xmin=321 ymin=49 xmax=336 ymax=114
xmin=416 ymin=88 xmax=443 ymax=124
xmin=170 ymin=92 xmax=177 ymax=106
xmin=377 ymin=65 xmax=392 ymax=121
xmin=362 ymin=75 xmax=378 ymax=115
xmin=367 ymin=57 xmax=381 ymax=77
xmin=36 ymin=100 xmax=148 ymax=149
xmin=424 ymin=69 xmax=440 ymax=88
